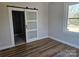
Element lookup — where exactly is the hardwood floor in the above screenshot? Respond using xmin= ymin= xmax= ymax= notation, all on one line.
xmin=0 ymin=38 xmax=78 ymax=57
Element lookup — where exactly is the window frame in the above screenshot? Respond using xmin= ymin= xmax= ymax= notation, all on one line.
xmin=63 ymin=3 xmax=79 ymax=35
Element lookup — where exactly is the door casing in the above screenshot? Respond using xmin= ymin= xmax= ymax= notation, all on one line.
xmin=8 ymin=7 xmax=38 ymax=47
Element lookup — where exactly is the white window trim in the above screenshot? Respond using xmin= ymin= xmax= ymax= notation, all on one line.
xmin=63 ymin=3 xmax=79 ymax=35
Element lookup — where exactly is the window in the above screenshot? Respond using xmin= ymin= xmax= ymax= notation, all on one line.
xmin=67 ymin=4 xmax=79 ymax=33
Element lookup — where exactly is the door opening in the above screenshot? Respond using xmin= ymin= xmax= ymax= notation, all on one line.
xmin=12 ymin=11 xmax=26 ymax=46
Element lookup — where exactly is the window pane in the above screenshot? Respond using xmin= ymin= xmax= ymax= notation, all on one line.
xmin=67 ymin=4 xmax=79 ymax=32
xmin=27 ymin=12 xmax=37 ymax=20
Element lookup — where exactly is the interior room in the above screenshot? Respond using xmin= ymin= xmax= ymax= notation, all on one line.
xmin=0 ymin=2 xmax=79 ymax=57
xmin=12 ymin=11 xmax=26 ymax=46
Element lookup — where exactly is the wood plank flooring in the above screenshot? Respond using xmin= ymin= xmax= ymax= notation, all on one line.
xmin=0 ymin=38 xmax=78 ymax=57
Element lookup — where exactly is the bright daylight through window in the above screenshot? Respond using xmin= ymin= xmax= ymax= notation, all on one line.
xmin=67 ymin=4 xmax=79 ymax=32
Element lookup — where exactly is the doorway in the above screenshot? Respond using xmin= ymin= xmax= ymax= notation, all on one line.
xmin=12 ymin=11 xmax=26 ymax=46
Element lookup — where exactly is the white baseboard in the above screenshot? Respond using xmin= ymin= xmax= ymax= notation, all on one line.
xmin=27 ymin=36 xmax=48 ymax=43
xmin=27 ymin=38 xmax=38 ymax=43
xmin=0 ymin=45 xmax=14 ymax=50
xmin=49 ymin=36 xmax=79 ymax=49
xmin=1 ymin=36 xmax=79 ymax=50
xmin=0 ymin=36 xmax=48 ymax=50
xmin=38 ymin=36 xmax=48 ymax=40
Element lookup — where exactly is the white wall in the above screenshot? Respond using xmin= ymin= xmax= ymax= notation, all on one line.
xmin=0 ymin=5 xmax=12 ymax=50
xmin=48 ymin=2 xmax=79 ymax=48
xmin=1 ymin=2 xmax=79 ymax=50
xmin=0 ymin=2 xmax=48 ymax=50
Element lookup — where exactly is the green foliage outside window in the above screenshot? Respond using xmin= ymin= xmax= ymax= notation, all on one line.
xmin=69 ymin=13 xmax=79 ymax=26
